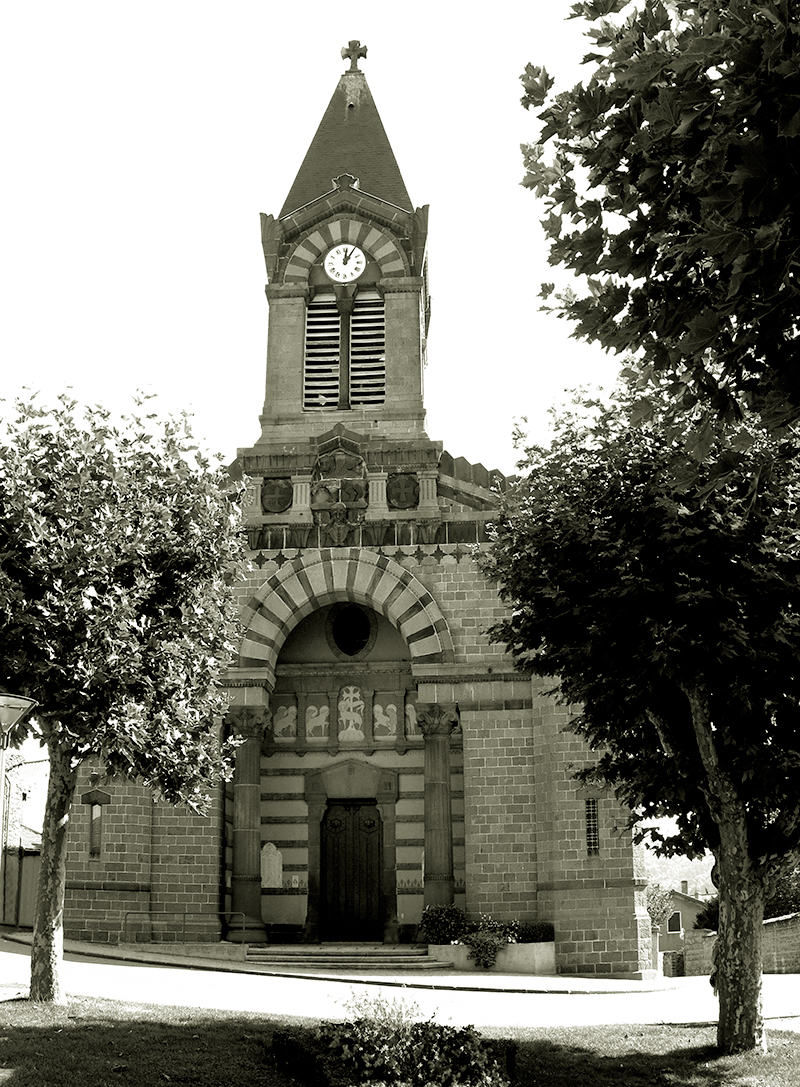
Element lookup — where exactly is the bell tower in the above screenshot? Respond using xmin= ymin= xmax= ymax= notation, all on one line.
xmin=254 ymin=41 xmax=431 ymax=448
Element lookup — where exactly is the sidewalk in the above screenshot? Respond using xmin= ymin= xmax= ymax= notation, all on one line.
xmin=0 ymin=927 xmax=682 ymax=992
xmin=3 ymin=929 xmax=799 ymax=1032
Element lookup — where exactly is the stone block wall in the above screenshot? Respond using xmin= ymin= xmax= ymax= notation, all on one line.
xmin=458 ymin=699 xmax=538 ymax=922
xmin=763 ymin=913 xmax=800 ymax=973
xmin=686 ymin=915 xmax=800 ymax=976
xmin=149 ymin=790 xmax=225 ymax=942
xmin=684 ymin=928 xmax=715 ymax=975
xmin=531 ymin=687 xmax=652 ymax=977
xmin=64 ymin=765 xmax=225 ymax=944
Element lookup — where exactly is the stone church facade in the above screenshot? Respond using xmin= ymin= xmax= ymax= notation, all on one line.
xmin=62 ymin=43 xmax=652 ymax=977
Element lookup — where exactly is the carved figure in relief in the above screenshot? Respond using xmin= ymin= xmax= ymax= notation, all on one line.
xmin=272 ymin=704 xmax=297 ymax=739
xmin=316 ymin=449 xmax=364 ymax=479
xmin=320 ymin=501 xmax=361 ymax=546
xmin=373 ymin=702 xmax=398 ymax=738
xmin=405 ymin=702 xmax=419 ymax=735
xmin=305 ymin=704 xmax=329 ymax=738
xmin=338 ymin=685 xmax=365 ymax=741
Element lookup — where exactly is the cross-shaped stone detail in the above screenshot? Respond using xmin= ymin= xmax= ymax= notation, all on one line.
xmin=341 ymin=40 xmax=367 ymax=71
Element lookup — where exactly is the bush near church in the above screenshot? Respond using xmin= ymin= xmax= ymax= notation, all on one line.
xmin=419 ymin=905 xmax=554 ymax=969
xmin=271 ymin=992 xmax=515 ymax=1087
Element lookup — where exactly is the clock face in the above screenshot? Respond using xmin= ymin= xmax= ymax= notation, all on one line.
xmin=324 ymin=244 xmax=367 ymax=283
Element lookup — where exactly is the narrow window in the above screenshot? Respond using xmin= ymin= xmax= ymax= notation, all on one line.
xmin=89 ymin=803 xmax=103 ymax=857
xmin=585 ymin=798 xmax=600 ymax=856
xmin=667 ymin=910 xmax=682 ymax=933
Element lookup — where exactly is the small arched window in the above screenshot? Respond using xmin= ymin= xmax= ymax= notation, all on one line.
xmin=81 ymin=787 xmax=111 ymax=858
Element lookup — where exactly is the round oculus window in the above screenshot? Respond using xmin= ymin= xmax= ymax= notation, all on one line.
xmin=326 ymin=603 xmax=377 ymax=660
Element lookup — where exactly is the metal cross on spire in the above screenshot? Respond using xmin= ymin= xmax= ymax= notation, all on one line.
xmin=341 ymin=40 xmax=367 ymax=71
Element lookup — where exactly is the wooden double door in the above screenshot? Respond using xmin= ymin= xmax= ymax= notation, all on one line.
xmin=321 ymin=800 xmax=383 ymax=941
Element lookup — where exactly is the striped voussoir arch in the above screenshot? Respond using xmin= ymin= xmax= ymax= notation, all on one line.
xmin=283 ymin=219 xmax=408 ymax=284
xmin=239 ymin=549 xmax=453 ymax=684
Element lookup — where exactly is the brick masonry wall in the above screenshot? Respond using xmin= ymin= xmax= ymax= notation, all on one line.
xmin=531 ymin=694 xmax=652 ymax=976
xmin=64 ymin=766 xmax=154 ymax=943
xmin=64 ymin=763 xmax=225 ymax=943
xmin=149 ymin=786 xmax=225 ymax=942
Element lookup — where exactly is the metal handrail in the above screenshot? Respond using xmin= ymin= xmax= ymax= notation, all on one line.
xmin=122 ymin=910 xmax=246 ymax=943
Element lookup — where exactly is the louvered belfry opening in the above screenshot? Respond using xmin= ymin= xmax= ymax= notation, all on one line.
xmin=303 ymin=290 xmax=385 ymax=411
xmin=350 ymin=291 xmax=385 ymax=407
xmin=304 ymin=294 xmax=341 ymax=410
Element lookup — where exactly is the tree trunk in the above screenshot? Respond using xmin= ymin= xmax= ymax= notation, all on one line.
xmin=682 ymin=683 xmax=768 ymax=1054
xmin=30 ymin=741 xmax=78 ymax=1003
xmin=714 ymin=826 xmax=767 ymax=1054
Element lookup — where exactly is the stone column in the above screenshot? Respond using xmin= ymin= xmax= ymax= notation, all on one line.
xmin=367 ymin=472 xmax=389 ymax=516
xmin=417 ymin=703 xmax=460 ymax=909
xmin=291 ymin=475 xmax=313 ymax=522
xmin=418 ymin=470 xmax=440 ymax=516
xmin=228 ymin=709 xmax=268 ymax=944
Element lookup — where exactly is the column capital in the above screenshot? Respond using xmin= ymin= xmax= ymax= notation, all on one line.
xmin=226 ymin=707 xmax=267 ymax=741
xmin=417 ymin=702 xmax=460 ymax=737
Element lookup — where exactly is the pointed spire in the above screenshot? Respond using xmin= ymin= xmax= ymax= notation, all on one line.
xmin=279 ymin=43 xmax=412 ymax=217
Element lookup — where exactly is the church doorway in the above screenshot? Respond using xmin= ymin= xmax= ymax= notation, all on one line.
xmin=320 ymin=800 xmax=383 ymax=941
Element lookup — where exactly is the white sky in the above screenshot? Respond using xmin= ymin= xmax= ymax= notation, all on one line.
xmin=2 ymin=1 xmax=622 ymax=477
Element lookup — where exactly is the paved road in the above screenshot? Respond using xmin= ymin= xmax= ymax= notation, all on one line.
xmin=2 ymin=937 xmax=799 ymax=1033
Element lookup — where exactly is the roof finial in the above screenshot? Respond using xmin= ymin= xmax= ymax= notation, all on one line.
xmin=341 ymin=40 xmax=367 ymax=72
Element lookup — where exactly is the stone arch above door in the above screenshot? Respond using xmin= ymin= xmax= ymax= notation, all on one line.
xmin=238 ymin=549 xmax=453 ymax=687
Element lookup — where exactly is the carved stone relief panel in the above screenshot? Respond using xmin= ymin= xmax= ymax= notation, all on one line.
xmin=261 ymin=477 xmax=293 ymax=514
xmin=372 ymin=697 xmax=399 ymax=741
xmin=386 ymin=473 xmax=419 ymax=509
xmin=305 ymin=695 xmax=330 ymax=742
xmin=404 ymin=694 xmax=420 ymax=736
xmin=337 ymin=685 xmax=366 ymax=742
xmin=271 ymin=696 xmax=297 ymax=742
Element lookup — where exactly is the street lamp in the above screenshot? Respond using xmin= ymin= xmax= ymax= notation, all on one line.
xmin=0 ymin=694 xmax=38 ymax=921
xmin=0 ymin=695 xmax=38 ymax=742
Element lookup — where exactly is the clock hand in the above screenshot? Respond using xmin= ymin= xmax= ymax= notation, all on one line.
xmin=342 ymin=247 xmax=353 ymax=264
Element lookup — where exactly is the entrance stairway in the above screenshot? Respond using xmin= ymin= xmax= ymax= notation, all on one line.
xmin=246 ymin=943 xmax=450 ymax=972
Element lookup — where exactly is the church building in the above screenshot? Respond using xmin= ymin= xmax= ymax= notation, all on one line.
xmin=63 ymin=42 xmax=653 ymax=977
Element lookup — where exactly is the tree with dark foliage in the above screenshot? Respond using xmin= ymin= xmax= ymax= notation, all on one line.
xmin=522 ymin=0 xmax=800 ymax=450
xmin=0 ymin=396 xmax=245 ymax=1003
xmin=483 ymin=387 xmax=800 ymax=1053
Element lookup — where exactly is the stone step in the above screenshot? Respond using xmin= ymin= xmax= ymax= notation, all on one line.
xmin=246 ymin=944 xmax=449 ymax=971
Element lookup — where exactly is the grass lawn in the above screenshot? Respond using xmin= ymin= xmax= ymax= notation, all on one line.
xmin=0 ymin=994 xmax=798 ymax=1086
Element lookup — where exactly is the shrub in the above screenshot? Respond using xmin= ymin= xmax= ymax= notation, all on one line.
xmin=419 ymin=904 xmax=467 ymax=944
xmin=272 ymin=993 xmax=515 ymax=1086
xmin=515 ymin=920 xmax=554 ymax=944
xmin=341 ymin=990 xmax=421 ymax=1030
xmin=316 ymin=1016 xmax=512 ymax=1086
xmin=461 ymin=929 xmax=508 ymax=969
xmin=466 ymin=913 xmax=508 ymax=936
